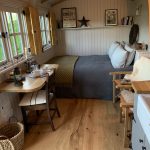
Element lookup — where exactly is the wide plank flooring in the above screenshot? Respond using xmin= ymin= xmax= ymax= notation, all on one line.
xmin=24 ymin=99 xmax=130 ymax=150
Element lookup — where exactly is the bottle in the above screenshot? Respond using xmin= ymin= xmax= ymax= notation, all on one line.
xmin=13 ymin=67 xmax=23 ymax=86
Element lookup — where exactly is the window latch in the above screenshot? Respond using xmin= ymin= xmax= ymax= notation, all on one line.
xmin=1 ymin=32 xmax=8 ymax=38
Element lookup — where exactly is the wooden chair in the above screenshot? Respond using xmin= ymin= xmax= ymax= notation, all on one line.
xmin=119 ymin=90 xmax=134 ymax=148
xmin=110 ymin=71 xmax=132 ymax=103
xmin=19 ymin=71 xmax=60 ymax=132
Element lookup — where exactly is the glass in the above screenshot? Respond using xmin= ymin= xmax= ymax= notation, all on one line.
xmin=15 ymin=35 xmax=23 ymax=55
xmin=10 ymin=36 xmax=17 ymax=56
xmin=45 ymin=17 xmax=49 ymax=30
xmin=41 ymin=31 xmax=46 ymax=45
xmin=46 ymin=31 xmax=50 ymax=43
xmin=40 ymin=16 xmax=44 ymax=30
xmin=6 ymin=12 xmax=13 ymax=34
xmin=0 ymin=38 xmax=5 ymax=62
xmin=12 ymin=13 xmax=20 ymax=33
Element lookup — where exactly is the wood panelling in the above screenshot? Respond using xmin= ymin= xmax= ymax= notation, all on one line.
xmin=52 ymin=0 xmax=131 ymax=56
xmin=55 ymin=26 xmax=131 ymax=56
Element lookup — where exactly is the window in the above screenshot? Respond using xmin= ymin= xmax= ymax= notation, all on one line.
xmin=0 ymin=9 xmax=29 ymax=71
xmin=39 ymin=15 xmax=51 ymax=50
xmin=5 ymin=12 xmax=23 ymax=57
xmin=0 ymin=33 xmax=7 ymax=63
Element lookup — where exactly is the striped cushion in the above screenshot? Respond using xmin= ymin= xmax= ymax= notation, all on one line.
xmin=19 ymin=90 xmax=53 ymax=107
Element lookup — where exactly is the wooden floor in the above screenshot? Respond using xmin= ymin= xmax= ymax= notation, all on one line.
xmin=24 ymin=99 xmax=130 ymax=150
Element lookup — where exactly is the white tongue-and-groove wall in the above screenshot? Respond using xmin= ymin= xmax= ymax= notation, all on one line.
xmin=52 ymin=0 xmax=133 ymax=56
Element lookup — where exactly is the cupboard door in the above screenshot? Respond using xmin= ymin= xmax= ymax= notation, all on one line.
xmin=144 ymin=137 xmax=150 ymax=150
xmin=132 ymin=118 xmax=145 ymax=150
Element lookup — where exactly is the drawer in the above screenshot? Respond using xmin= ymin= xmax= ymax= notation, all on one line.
xmin=132 ymin=118 xmax=145 ymax=150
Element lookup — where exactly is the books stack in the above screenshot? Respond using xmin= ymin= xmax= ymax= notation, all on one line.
xmin=121 ymin=16 xmax=134 ymax=25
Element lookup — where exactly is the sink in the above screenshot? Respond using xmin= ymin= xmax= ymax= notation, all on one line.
xmin=137 ymin=94 xmax=150 ymax=144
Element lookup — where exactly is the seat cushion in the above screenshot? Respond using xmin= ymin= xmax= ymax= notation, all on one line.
xmin=120 ymin=90 xmax=134 ymax=104
xmin=19 ymin=90 xmax=54 ymax=107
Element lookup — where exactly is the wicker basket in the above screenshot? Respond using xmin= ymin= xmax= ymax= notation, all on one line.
xmin=0 ymin=122 xmax=24 ymax=150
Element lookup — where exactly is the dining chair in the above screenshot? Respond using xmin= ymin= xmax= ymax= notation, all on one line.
xmin=19 ymin=70 xmax=60 ymax=132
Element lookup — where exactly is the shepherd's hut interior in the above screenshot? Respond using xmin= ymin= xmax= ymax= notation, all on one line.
xmin=0 ymin=0 xmax=150 ymax=149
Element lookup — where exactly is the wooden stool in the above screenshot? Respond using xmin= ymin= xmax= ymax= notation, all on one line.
xmin=120 ymin=90 xmax=134 ymax=148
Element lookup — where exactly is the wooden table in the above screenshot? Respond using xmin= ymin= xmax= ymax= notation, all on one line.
xmin=132 ymin=81 xmax=150 ymax=94
xmin=0 ymin=76 xmax=47 ymax=93
xmin=0 ymin=64 xmax=58 ymax=93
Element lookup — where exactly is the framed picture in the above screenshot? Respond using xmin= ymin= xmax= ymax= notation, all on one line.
xmin=61 ymin=7 xmax=77 ymax=28
xmin=105 ymin=9 xmax=118 ymax=26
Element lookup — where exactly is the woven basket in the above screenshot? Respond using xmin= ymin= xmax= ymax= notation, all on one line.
xmin=0 ymin=122 xmax=24 ymax=150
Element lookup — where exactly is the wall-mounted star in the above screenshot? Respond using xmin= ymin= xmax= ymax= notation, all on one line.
xmin=78 ymin=16 xmax=90 ymax=27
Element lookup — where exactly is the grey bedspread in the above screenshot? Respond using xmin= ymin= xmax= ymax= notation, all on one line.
xmin=73 ymin=55 xmax=133 ymax=100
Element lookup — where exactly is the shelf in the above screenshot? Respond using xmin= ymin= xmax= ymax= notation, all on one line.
xmin=58 ymin=25 xmax=132 ymax=31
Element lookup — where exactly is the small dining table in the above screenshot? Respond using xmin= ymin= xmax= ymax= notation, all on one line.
xmin=0 ymin=64 xmax=59 ymax=93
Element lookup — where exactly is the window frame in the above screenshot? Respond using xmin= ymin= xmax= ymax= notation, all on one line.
xmin=0 ymin=8 xmax=30 ymax=74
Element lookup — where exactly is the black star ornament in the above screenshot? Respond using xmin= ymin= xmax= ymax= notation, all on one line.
xmin=78 ymin=16 xmax=90 ymax=27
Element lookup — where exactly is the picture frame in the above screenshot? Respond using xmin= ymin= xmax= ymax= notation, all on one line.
xmin=61 ymin=7 xmax=77 ymax=28
xmin=105 ymin=9 xmax=118 ymax=26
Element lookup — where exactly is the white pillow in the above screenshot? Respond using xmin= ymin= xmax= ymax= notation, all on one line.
xmin=124 ymin=44 xmax=135 ymax=66
xmin=108 ymin=42 xmax=120 ymax=59
xmin=111 ymin=45 xmax=128 ymax=68
xmin=124 ymin=44 xmax=134 ymax=52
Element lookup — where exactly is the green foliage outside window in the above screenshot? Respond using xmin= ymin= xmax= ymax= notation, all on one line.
xmin=0 ymin=39 xmax=5 ymax=62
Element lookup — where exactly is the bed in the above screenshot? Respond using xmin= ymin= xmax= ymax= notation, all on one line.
xmin=48 ymin=55 xmax=133 ymax=100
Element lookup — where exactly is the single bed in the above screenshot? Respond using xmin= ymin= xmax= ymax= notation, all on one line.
xmin=48 ymin=55 xmax=133 ymax=100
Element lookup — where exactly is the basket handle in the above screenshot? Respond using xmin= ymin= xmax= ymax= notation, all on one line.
xmin=0 ymin=135 xmax=9 ymax=140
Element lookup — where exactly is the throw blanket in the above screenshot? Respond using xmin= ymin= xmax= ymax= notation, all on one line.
xmin=47 ymin=56 xmax=78 ymax=86
xmin=73 ymin=55 xmax=133 ymax=100
xmin=125 ymin=57 xmax=150 ymax=81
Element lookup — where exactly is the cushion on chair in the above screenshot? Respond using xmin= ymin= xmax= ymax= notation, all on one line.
xmin=120 ymin=90 xmax=134 ymax=104
xmin=19 ymin=90 xmax=54 ymax=107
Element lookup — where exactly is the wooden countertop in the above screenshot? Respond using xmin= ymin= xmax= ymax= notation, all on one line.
xmin=0 ymin=64 xmax=58 ymax=93
xmin=0 ymin=76 xmax=47 ymax=93
xmin=132 ymin=81 xmax=150 ymax=94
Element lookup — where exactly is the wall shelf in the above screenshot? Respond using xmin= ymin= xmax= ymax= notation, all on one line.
xmin=58 ymin=25 xmax=132 ymax=31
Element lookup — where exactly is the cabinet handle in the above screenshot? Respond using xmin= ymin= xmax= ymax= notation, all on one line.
xmin=142 ymin=146 xmax=146 ymax=150
xmin=139 ymin=139 xmax=144 ymax=143
xmin=132 ymin=115 xmax=136 ymax=123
